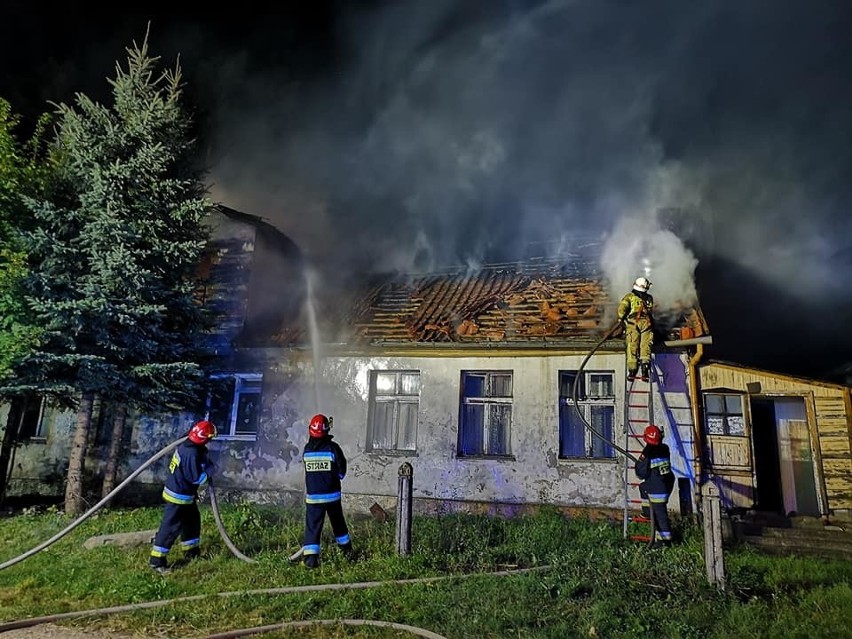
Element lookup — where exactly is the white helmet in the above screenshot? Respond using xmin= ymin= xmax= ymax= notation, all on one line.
xmin=633 ymin=276 xmax=652 ymax=293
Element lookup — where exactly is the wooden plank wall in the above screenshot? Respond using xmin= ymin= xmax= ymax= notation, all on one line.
xmin=699 ymin=363 xmax=852 ymax=513
xmin=814 ymin=395 xmax=852 ymax=510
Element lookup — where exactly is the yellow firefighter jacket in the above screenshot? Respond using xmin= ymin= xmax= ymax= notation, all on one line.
xmin=617 ymin=291 xmax=654 ymax=330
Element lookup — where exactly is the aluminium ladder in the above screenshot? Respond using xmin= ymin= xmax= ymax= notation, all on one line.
xmin=622 ymin=360 xmax=658 ymax=543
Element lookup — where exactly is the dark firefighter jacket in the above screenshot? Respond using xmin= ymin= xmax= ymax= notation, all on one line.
xmin=303 ymin=435 xmax=347 ymax=504
xmin=635 ymin=443 xmax=675 ymax=494
xmin=617 ymin=291 xmax=654 ymax=329
xmin=162 ymin=440 xmax=210 ymax=505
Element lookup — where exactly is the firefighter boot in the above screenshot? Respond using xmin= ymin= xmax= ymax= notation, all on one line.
xmin=148 ymin=558 xmax=171 ymax=575
xmin=304 ymin=554 xmax=319 ymax=569
xmin=627 ymin=368 xmax=637 ymax=382
xmin=639 ymin=361 xmax=650 ymax=382
xmin=184 ymin=547 xmax=201 ymax=561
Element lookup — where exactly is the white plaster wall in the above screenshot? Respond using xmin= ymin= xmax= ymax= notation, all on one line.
xmin=1 ymin=349 xmax=697 ymax=516
xmin=259 ymin=352 xmax=633 ymax=510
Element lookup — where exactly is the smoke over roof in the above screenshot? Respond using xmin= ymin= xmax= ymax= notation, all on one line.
xmin=3 ymin=0 xmax=852 ymax=378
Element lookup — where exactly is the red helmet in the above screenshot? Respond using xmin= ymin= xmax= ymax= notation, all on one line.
xmin=309 ymin=414 xmax=332 ymax=438
xmin=643 ymin=424 xmax=662 ymax=445
xmin=188 ymin=420 xmax=217 ymax=444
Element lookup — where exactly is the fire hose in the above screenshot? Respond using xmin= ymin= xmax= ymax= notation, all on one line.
xmin=571 ymin=321 xmax=656 ymax=547
xmin=0 ymin=436 xmax=254 ymax=571
xmin=0 ymin=566 xmax=549 ymax=635
xmin=571 ymin=321 xmax=639 ymax=463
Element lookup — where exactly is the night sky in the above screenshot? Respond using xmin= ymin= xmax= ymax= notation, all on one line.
xmin=3 ymin=1 xmax=852 ymax=381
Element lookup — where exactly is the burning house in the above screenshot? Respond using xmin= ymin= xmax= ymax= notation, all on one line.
xmin=2 ymin=206 xmax=850 ymax=530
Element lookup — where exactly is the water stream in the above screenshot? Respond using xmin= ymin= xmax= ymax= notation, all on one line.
xmin=304 ymin=266 xmax=323 ymax=413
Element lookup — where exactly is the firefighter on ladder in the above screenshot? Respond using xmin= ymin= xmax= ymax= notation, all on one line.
xmin=617 ymin=276 xmax=654 ymax=381
xmin=635 ymin=424 xmax=675 ymax=546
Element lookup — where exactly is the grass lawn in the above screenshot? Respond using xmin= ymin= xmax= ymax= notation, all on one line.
xmin=1 ymin=503 xmax=851 ymax=638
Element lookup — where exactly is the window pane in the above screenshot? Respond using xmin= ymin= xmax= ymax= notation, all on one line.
xmin=727 ymin=415 xmax=745 ymax=436
xmin=463 ymin=374 xmax=485 ymax=398
xmin=461 ymin=403 xmax=484 ymax=455
xmin=588 ymin=374 xmax=613 ymax=399
xmin=371 ymin=401 xmax=394 ymax=449
xmin=560 ymin=408 xmax=586 ymax=457
xmin=369 ymin=371 xmax=420 ymax=451
xmin=398 ymin=401 xmax=418 ymax=450
xmin=209 ymin=378 xmax=236 ymax=432
xmin=590 ymin=406 xmax=615 ymax=458
xmin=490 ymin=374 xmax=512 ymax=398
xmin=725 ymin=395 xmax=743 ymax=415
xmin=240 ymin=377 xmax=263 ymax=393
xmin=488 ymin=404 xmax=511 ymax=455
xmin=706 ymin=395 xmax=724 ymax=414
xmin=560 ymin=372 xmax=578 ymax=398
xmin=235 ymin=392 xmax=260 ymax=435
xmin=400 ymin=373 xmax=420 ymax=395
xmin=706 ymin=415 xmax=725 ymax=435
xmin=376 ymin=372 xmax=396 ymax=394
xmin=560 ymin=370 xmax=617 ymax=458
xmin=18 ymin=396 xmax=45 ymax=439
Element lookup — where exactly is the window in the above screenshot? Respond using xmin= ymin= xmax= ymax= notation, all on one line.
xmin=559 ymin=371 xmax=616 ymax=459
xmin=704 ymin=393 xmax=745 ymax=436
xmin=458 ymin=371 xmax=512 ymax=457
xmin=16 ymin=395 xmax=47 ymax=440
xmin=207 ymin=373 xmax=263 ymax=439
xmin=367 ymin=371 xmax=420 ymax=452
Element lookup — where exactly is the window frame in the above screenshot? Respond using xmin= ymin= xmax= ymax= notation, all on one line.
xmin=206 ymin=373 xmax=263 ymax=441
xmin=17 ymin=395 xmax=47 ymax=441
xmin=703 ymin=392 xmax=746 ymax=436
xmin=559 ymin=370 xmax=617 ymax=460
xmin=458 ymin=370 xmax=514 ymax=458
xmin=366 ymin=370 xmax=421 ymax=454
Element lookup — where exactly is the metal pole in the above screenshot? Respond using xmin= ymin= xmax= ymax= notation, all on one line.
xmin=395 ymin=462 xmax=413 ymax=556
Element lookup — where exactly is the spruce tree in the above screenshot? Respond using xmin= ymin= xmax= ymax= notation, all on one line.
xmin=19 ymin=33 xmax=212 ymax=514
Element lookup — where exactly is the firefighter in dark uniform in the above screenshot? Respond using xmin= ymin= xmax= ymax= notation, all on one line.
xmin=301 ymin=413 xmax=353 ymax=568
xmin=635 ymin=424 xmax=675 ymax=545
xmin=149 ymin=420 xmax=216 ymax=573
xmin=617 ymin=276 xmax=654 ymax=381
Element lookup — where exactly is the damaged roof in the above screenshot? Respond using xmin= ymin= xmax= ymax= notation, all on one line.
xmin=272 ymin=248 xmax=709 ymax=350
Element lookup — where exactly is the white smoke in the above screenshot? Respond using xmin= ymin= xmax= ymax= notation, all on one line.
xmin=601 ymin=213 xmax=698 ymax=319
xmin=147 ymin=0 xmax=852 ymax=374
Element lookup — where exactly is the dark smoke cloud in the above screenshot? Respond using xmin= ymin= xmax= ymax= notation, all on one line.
xmin=3 ymin=1 xmax=852 ymax=377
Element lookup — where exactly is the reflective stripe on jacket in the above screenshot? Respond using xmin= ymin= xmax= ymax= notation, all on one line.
xmin=634 ymin=443 xmax=675 ymax=494
xmin=162 ymin=441 xmax=209 ymax=504
xmin=303 ymin=435 xmax=347 ymax=503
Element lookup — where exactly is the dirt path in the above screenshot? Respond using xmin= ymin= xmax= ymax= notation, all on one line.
xmin=1 ymin=624 xmax=138 ymax=638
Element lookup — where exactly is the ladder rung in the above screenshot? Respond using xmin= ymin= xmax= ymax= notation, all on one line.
xmin=627 ymin=404 xmax=648 ymax=409
xmin=631 ymin=515 xmax=651 ymax=523
xmin=630 ymin=535 xmax=652 ymax=542
xmin=628 ymin=499 xmax=644 ymax=504
xmin=629 ymin=389 xmax=650 ymax=394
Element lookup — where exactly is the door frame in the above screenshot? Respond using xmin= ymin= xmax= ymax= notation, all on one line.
xmin=748 ymin=391 xmax=829 ymax=517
